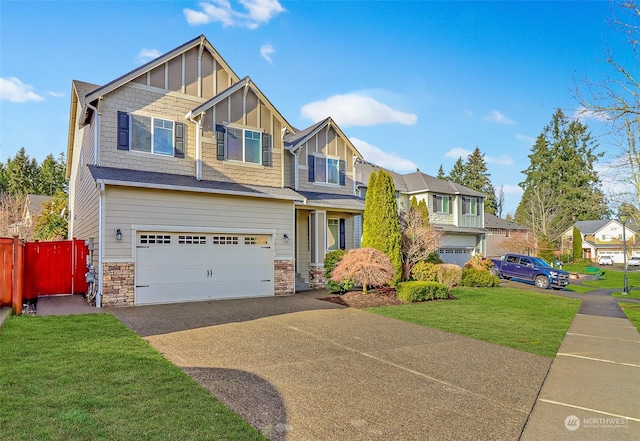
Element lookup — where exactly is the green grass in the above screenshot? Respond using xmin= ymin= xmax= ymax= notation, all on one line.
xmin=619 ymin=302 xmax=640 ymax=332
xmin=0 ymin=314 xmax=265 ymax=441
xmin=368 ymin=287 xmax=580 ymax=358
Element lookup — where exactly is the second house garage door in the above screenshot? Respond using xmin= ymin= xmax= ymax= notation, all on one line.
xmin=135 ymin=232 xmax=273 ymax=305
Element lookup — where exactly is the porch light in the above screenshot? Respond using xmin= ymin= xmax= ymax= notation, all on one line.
xmin=116 ymin=228 xmax=123 ymax=241
xmin=283 ymin=233 xmax=289 ymax=243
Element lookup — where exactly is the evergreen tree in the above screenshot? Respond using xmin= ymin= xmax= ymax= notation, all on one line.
xmin=515 ymin=109 xmax=608 ymax=246
xmin=448 ymin=157 xmax=465 ymax=185
xmin=0 ymin=162 xmax=6 ymax=192
xmin=33 ymin=191 xmax=68 ymax=240
xmin=572 ymin=226 xmax=582 ymax=262
xmin=38 ymin=153 xmax=67 ymax=195
xmin=6 ymin=147 xmax=39 ymax=195
xmin=462 ymin=147 xmax=497 ymax=215
xmin=436 ymin=164 xmax=446 ymax=179
xmin=361 ymin=169 xmax=403 ymax=285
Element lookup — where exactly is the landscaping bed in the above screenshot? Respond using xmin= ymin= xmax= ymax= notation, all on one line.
xmin=321 ymin=287 xmax=408 ymax=308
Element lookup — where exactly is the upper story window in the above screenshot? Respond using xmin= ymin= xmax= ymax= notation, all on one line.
xmin=432 ymin=195 xmax=451 ymax=214
xmin=215 ymin=124 xmax=272 ymax=166
xmin=117 ymin=111 xmax=184 ymax=158
xmin=462 ymin=196 xmax=480 ymax=216
xmin=308 ymin=154 xmax=345 ymax=186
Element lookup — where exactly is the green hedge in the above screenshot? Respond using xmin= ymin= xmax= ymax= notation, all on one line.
xmin=324 ymin=249 xmax=355 ymax=293
xmin=461 ymin=268 xmax=500 ymax=287
xmin=396 ymin=281 xmax=449 ymax=302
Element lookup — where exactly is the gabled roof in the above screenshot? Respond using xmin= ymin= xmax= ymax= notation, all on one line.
xmin=188 ymin=76 xmax=295 ymax=134
xmin=572 ymin=219 xmax=638 ymax=236
xmin=283 ymin=117 xmax=364 ymax=160
xmin=24 ymin=194 xmax=53 ymax=219
xmin=484 ymin=213 xmax=528 ymax=230
xmin=84 ymin=35 xmax=239 ymax=105
xmin=87 ymin=166 xmax=303 ymax=202
xmin=355 ymin=160 xmax=486 ymax=198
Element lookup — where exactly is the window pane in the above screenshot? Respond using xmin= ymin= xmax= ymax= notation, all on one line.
xmin=444 ymin=197 xmax=449 ymax=213
xmin=245 ymin=130 xmax=261 ymax=164
xmin=227 ymin=128 xmax=243 ymax=161
xmin=327 ymin=219 xmax=339 ymax=251
xmin=327 ymin=158 xmax=339 ymax=184
xmin=153 ymin=119 xmax=173 ymax=156
xmin=131 ymin=115 xmax=152 ymax=153
xmin=315 ymin=157 xmax=326 ymax=183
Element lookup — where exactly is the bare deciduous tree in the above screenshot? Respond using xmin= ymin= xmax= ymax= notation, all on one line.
xmin=0 ymin=193 xmax=29 ymax=238
xmin=400 ymin=208 xmax=443 ymax=280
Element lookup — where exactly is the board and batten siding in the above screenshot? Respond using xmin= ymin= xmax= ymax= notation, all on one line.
xmin=102 ymin=187 xmax=295 ymax=259
xmin=296 ymin=210 xmax=311 ymax=282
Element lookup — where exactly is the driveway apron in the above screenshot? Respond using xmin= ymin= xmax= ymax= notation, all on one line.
xmin=113 ymin=292 xmax=551 ymax=441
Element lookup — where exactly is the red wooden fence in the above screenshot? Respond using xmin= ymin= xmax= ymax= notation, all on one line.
xmin=0 ymin=238 xmax=88 ymax=313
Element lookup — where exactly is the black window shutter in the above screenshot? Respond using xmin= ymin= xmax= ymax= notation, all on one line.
xmin=432 ymin=195 xmax=437 ymax=212
xmin=339 ymin=160 xmax=346 ymax=186
xmin=215 ymin=124 xmax=225 ymax=160
xmin=174 ymin=122 xmax=185 ymax=158
xmin=117 ymin=111 xmax=129 ymax=150
xmin=339 ymin=219 xmax=346 ymax=250
xmin=308 ymin=155 xmax=315 ymax=182
xmin=262 ymin=133 xmax=272 ymax=166
xmin=449 ymin=197 xmax=453 ymax=214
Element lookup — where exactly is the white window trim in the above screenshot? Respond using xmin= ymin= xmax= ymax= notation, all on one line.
xmin=130 ymin=113 xmax=175 ymax=157
xmin=225 ymin=123 xmax=264 ymax=165
xmin=434 ymin=195 xmax=451 ymax=213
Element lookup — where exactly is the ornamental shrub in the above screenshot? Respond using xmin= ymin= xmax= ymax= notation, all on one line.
xmin=461 ymin=268 xmax=500 ymax=287
xmin=323 ymin=249 xmax=354 ymax=293
xmin=331 ymin=248 xmax=394 ymax=294
xmin=424 ymin=251 xmax=443 ymax=264
xmin=464 ymin=254 xmax=494 ymax=271
xmin=396 ymin=281 xmax=449 ymax=302
xmin=410 ymin=261 xmax=437 ymax=282
xmin=434 ymin=264 xmax=463 ymax=292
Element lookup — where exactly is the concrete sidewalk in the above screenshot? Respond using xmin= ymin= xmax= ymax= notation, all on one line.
xmin=521 ymin=291 xmax=640 ymax=440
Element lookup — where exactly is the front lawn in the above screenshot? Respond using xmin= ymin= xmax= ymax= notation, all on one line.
xmin=619 ymin=303 xmax=640 ymax=332
xmin=0 ymin=314 xmax=265 ymax=441
xmin=368 ymin=287 xmax=580 ymax=358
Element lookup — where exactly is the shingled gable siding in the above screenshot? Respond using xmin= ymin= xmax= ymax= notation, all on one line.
xmin=99 ymin=84 xmax=197 ymax=176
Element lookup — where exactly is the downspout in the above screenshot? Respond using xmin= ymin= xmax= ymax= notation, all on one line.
xmin=96 ymin=181 xmax=105 ymax=308
xmin=186 ymin=111 xmax=202 ymax=180
xmin=86 ymin=102 xmax=99 ymax=165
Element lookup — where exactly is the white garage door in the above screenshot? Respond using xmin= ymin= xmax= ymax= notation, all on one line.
xmin=439 ymin=248 xmax=474 ymax=266
xmin=135 ymin=232 xmax=273 ymax=305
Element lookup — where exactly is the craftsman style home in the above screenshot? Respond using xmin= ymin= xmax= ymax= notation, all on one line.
xmin=67 ymin=35 xmax=363 ymax=306
xmin=561 ymin=219 xmax=638 ymax=262
xmin=354 ymin=161 xmax=487 ymax=266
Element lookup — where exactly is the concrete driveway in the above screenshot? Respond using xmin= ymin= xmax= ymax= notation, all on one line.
xmin=112 ymin=291 xmax=551 ymax=441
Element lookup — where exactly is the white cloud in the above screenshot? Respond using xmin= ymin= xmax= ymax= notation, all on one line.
xmin=137 ymin=48 xmax=161 ymax=64
xmin=516 ymin=134 xmax=536 ymax=145
xmin=260 ymin=44 xmax=274 ymax=64
xmin=483 ymin=110 xmax=515 ymax=125
xmin=301 ymin=93 xmax=417 ymax=127
xmin=48 ymin=91 xmax=65 ymax=98
xmin=500 ymin=184 xmax=523 ymax=195
xmin=184 ymin=0 xmax=285 ymax=29
xmin=573 ymin=106 xmax=611 ymax=123
xmin=445 ymin=147 xmax=513 ymax=166
xmin=0 ymin=77 xmax=44 ymax=103
xmin=350 ymin=137 xmax=418 ymax=172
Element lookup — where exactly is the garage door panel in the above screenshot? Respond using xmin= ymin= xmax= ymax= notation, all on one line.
xmin=135 ymin=233 xmax=274 ymax=305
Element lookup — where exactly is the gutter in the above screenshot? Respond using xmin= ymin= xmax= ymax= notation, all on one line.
xmin=186 ymin=111 xmax=202 ymax=180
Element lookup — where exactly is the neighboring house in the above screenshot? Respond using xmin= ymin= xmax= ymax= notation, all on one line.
xmin=484 ymin=213 xmax=531 ymax=258
xmin=8 ymin=194 xmax=53 ymax=239
xmin=354 ymin=161 xmax=486 ymax=266
xmin=561 ymin=219 xmax=638 ymax=262
xmin=66 ymin=35 xmax=364 ymax=307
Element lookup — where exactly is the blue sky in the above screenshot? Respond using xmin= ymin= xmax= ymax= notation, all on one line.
xmin=0 ymin=1 xmax=633 ymax=215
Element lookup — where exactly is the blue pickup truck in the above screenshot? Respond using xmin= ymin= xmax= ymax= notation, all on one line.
xmin=490 ymin=253 xmax=570 ymax=290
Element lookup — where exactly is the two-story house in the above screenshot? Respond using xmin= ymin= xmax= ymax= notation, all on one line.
xmin=66 ymin=35 xmax=363 ymax=307
xmin=561 ymin=219 xmax=638 ymax=262
xmin=354 ymin=161 xmax=487 ymax=266
xmin=484 ymin=213 xmax=531 ymax=258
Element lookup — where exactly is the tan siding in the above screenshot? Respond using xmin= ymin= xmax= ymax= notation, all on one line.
xmin=132 ymin=74 xmax=146 ymax=85
xmin=201 ymin=51 xmax=214 ymax=98
xmin=185 ymin=48 xmax=198 ymax=96
xmin=297 ymin=168 xmax=357 ymax=196
xmin=217 ymin=67 xmax=229 ymax=92
xmin=167 ymin=57 xmax=182 ymax=92
xmin=203 ymin=109 xmax=214 ymax=136
xmin=215 ymin=99 xmax=227 ymax=123
xmin=103 ymin=187 xmax=294 ymax=259
xmin=283 ymin=150 xmax=294 ymax=188
xmin=260 ymin=103 xmax=271 ymax=131
xmin=149 ymin=64 xmax=165 ymax=89
xmin=230 ymin=90 xmax=243 ymax=124
xmin=246 ymin=90 xmax=258 ymax=127
xmin=98 ymin=84 xmax=196 ymax=176
xmin=273 ymin=118 xmax=282 ymax=151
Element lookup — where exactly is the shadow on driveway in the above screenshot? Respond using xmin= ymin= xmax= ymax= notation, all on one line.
xmin=111 ymin=289 xmax=343 ymax=337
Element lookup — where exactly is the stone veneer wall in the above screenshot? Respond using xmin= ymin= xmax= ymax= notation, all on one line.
xmin=101 ymin=262 xmax=135 ymax=307
xmin=274 ymin=260 xmax=294 ymax=295
xmin=309 ymin=264 xmax=326 ymax=289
